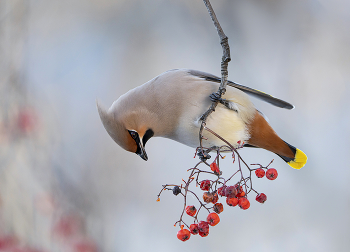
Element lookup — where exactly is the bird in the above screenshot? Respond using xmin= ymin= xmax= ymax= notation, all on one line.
xmin=97 ymin=69 xmax=307 ymax=169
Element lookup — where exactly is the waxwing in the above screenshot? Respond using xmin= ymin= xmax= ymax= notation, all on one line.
xmin=97 ymin=69 xmax=307 ymax=169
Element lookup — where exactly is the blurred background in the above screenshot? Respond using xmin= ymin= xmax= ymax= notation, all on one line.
xmin=0 ymin=0 xmax=349 ymax=251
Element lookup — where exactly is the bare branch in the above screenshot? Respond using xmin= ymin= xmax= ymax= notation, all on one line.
xmin=199 ymin=0 xmax=231 ymax=154
xmin=202 ymin=0 xmax=231 ymax=91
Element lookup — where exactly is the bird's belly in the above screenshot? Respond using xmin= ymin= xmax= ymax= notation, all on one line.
xmin=171 ymin=107 xmax=250 ymax=149
xmin=202 ymin=108 xmax=249 ymax=148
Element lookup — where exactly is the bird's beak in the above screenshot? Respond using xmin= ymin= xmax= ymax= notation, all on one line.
xmin=137 ymin=143 xmax=148 ymax=161
xmin=135 ymin=136 xmax=148 ymax=161
xmin=128 ymin=130 xmax=149 ymax=161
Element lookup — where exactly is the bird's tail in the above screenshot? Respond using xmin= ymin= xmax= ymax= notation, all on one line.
xmin=247 ymin=111 xmax=307 ymax=169
xmin=276 ymin=142 xmax=307 ymax=169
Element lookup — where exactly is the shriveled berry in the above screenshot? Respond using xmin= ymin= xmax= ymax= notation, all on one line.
xmin=210 ymin=162 xmax=220 ymax=174
xmin=266 ymin=168 xmax=278 ymax=180
xmin=172 ymin=186 xmax=181 ymax=195
xmin=185 ymin=205 xmax=197 ymax=217
xmin=207 ymin=212 xmax=220 ymax=226
xmin=255 ymin=168 xmax=265 ymax=178
xmin=189 ymin=224 xmax=199 ymax=235
xmin=225 ymin=186 xmax=237 ymax=198
xmin=177 ymin=229 xmax=191 ymax=241
xmin=199 ymin=230 xmax=209 ymax=237
xmin=226 ymin=197 xmax=238 ymax=207
xmin=217 ymin=186 xmax=226 ymax=196
xmin=213 ymin=203 xmax=224 ymax=214
xmin=256 ymin=193 xmax=267 ymax=203
xmin=198 ymin=221 xmax=209 ymax=233
xmin=203 ymin=192 xmax=214 ymax=203
xmin=238 ymin=197 xmax=250 ymax=210
xmin=212 ymin=192 xmax=219 ymax=204
xmin=200 ymin=180 xmax=211 ymax=191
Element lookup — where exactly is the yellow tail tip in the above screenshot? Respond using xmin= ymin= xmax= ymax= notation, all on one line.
xmin=287 ymin=148 xmax=307 ymax=169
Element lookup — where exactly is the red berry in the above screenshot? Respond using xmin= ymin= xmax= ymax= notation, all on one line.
xmin=266 ymin=168 xmax=278 ymax=180
xmin=200 ymin=180 xmax=211 ymax=191
xmin=234 ymin=184 xmax=243 ymax=194
xmin=212 ymin=192 xmax=219 ymax=204
xmin=217 ymin=186 xmax=226 ymax=196
xmin=213 ymin=203 xmax=223 ymax=214
xmin=198 ymin=221 xmax=209 ymax=233
xmin=189 ymin=224 xmax=199 ymax=235
xmin=185 ymin=205 xmax=197 ymax=216
xmin=225 ymin=186 xmax=237 ymax=198
xmin=198 ymin=221 xmax=210 ymax=237
xmin=199 ymin=230 xmax=209 ymax=237
xmin=226 ymin=197 xmax=238 ymax=206
xmin=255 ymin=168 xmax=265 ymax=178
xmin=236 ymin=190 xmax=246 ymax=198
xmin=207 ymin=212 xmax=220 ymax=226
xmin=203 ymin=192 xmax=214 ymax=203
xmin=238 ymin=197 xmax=250 ymax=210
xmin=210 ymin=162 xmax=220 ymax=174
xmin=256 ymin=193 xmax=267 ymax=203
xmin=177 ymin=229 xmax=191 ymax=241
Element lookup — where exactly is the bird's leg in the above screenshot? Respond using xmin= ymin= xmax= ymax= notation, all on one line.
xmin=209 ymin=92 xmax=238 ymax=112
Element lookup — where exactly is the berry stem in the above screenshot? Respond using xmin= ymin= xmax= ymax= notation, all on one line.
xmin=158 ymin=125 xmax=277 ymax=236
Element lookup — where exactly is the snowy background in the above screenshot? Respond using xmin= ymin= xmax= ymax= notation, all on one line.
xmin=0 ymin=0 xmax=349 ymax=251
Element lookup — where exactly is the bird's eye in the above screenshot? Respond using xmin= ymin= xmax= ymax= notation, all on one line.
xmin=128 ymin=130 xmax=138 ymax=139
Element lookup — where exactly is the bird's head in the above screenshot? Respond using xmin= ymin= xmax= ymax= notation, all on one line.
xmin=96 ymin=100 xmax=154 ymax=161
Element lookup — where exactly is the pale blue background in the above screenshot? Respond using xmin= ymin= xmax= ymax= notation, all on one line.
xmin=1 ymin=0 xmax=349 ymax=251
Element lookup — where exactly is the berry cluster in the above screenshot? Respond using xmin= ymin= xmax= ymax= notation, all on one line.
xmin=157 ymin=139 xmax=279 ymax=241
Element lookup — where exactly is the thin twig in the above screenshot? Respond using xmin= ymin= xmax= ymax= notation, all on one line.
xmin=202 ymin=0 xmax=231 ymax=95
xmin=199 ymin=0 xmax=231 ymax=156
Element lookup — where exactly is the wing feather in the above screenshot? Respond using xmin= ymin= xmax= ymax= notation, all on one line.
xmin=188 ymin=69 xmax=294 ymax=110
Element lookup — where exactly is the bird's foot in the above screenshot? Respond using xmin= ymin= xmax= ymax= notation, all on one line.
xmin=209 ymin=92 xmax=222 ymax=102
xmin=209 ymin=92 xmax=230 ymax=107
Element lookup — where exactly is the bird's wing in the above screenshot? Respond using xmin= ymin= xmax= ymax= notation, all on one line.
xmin=188 ymin=70 xmax=294 ymax=110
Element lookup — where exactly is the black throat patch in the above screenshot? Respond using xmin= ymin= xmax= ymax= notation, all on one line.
xmin=142 ymin=129 xmax=154 ymax=146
